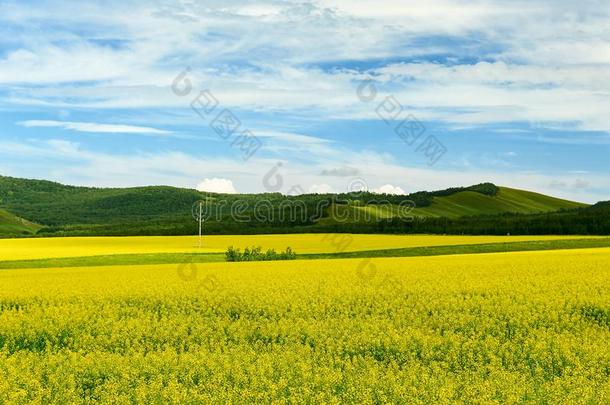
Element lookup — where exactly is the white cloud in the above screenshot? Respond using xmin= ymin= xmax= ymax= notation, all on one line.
xmin=309 ymin=183 xmax=333 ymax=194
xmin=374 ymin=184 xmax=406 ymax=195
xmin=256 ymin=131 xmax=331 ymax=145
xmin=0 ymin=0 xmax=607 ymax=134
xmin=18 ymin=120 xmax=171 ymax=135
xmin=196 ymin=178 xmax=237 ymax=194
xmin=0 ymin=138 xmax=606 ymax=203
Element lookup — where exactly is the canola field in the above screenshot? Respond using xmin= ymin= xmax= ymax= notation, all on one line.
xmin=1 ymin=243 xmax=610 ymax=403
xmin=0 ymin=233 xmax=600 ymax=261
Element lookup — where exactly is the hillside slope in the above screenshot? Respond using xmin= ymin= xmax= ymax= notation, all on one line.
xmin=0 ymin=175 xmax=204 ymax=226
xmin=303 ymin=186 xmax=588 ymax=226
xmin=327 ymin=187 xmax=587 ymax=223
xmin=0 ymin=209 xmax=42 ymax=236
xmin=0 ymin=175 xmax=591 ymax=236
xmin=411 ymin=187 xmax=586 ymax=219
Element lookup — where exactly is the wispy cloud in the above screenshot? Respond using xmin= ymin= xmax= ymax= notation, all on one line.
xmin=0 ymin=0 xmax=608 ymax=133
xmin=17 ymin=120 xmax=171 ymax=135
xmin=0 ymin=0 xmax=608 ymax=200
xmin=255 ymin=131 xmax=332 ymax=145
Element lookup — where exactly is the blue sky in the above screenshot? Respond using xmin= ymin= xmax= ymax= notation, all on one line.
xmin=0 ymin=0 xmax=609 ymax=202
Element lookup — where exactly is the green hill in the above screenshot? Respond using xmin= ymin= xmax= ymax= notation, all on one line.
xmin=0 ymin=175 xmax=593 ymax=237
xmin=322 ymin=186 xmax=586 ymax=223
xmin=0 ymin=175 xmax=204 ymax=226
xmin=0 ymin=209 xmax=42 ymax=236
xmin=411 ymin=187 xmax=586 ymax=219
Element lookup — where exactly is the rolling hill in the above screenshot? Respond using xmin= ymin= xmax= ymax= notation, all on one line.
xmin=321 ymin=186 xmax=586 ymax=223
xmin=410 ymin=187 xmax=585 ymax=218
xmin=0 ymin=175 xmax=595 ymax=237
xmin=0 ymin=209 xmax=42 ymax=236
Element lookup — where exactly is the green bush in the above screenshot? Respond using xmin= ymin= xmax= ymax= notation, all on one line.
xmin=225 ymin=246 xmax=297 ymax=262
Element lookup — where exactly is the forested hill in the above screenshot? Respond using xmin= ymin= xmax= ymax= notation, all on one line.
xmin=0 ymin=175 xmax=597 ymax=237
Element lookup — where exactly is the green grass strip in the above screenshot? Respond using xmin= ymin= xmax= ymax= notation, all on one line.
xmin=1 ymin=237 xmax=610 ymax=270
xmin=303 ymin=237 xmax=610 ymax=259
xmin=0 ymin=252 xmax=225 ymax=270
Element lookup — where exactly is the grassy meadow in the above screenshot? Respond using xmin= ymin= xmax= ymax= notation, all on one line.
xmin=1 ymin=234 xmax=610 ymax=403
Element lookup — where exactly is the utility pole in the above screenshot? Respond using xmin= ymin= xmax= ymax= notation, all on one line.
xmin=198 ymin=200 xmax=203 ymax=248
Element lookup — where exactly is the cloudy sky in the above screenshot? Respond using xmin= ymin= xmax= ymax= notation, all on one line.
xmin=0 ymin=0 xmax=608 ymax=202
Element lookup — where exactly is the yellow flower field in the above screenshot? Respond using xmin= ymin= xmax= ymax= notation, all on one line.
xmin=0 ymin=233 xmax=599 ymax=261
xmin=1 ymin=248 xmax=610 ymax=403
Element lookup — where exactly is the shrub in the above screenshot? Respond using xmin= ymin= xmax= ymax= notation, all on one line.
xmin=225 ymin=246 xmax=297 ymax=262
